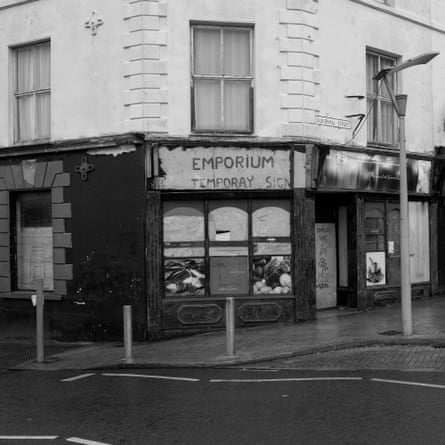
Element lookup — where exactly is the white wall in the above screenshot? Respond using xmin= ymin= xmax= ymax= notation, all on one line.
xmin=317 ymin=0 xmax=445 ymax=154
xmin=1 ymin=0 xmax=444 ymax=152
xmin=166 ymin=0 xmax=285 ymax=138
xmin=0 ymin=0 xmax=127 ymax=147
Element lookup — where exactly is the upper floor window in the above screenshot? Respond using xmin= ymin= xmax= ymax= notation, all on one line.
xmin=191 ymin=24 xmax=253 ymax=133
xmin=366 ymin=50 xmax=397 ymax=146
xmin=13 ymin=41 xmax=50 ymax=143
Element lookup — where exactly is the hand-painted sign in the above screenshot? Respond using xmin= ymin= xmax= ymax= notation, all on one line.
xmin=315 ymin=223 xmax=337 ymax=309
xmin=318 ymin=149 xmax=431 ymax=194
xmin=157 ymin=146 xmax=292 ymax=190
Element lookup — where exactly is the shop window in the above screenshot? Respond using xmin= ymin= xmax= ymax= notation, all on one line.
xmin=366 ymin=50 xmax=397 ymax=146
xmin=13 ymin=41 xmax=51 ymax=143
xmin=191 ymin=24 xmax=253 ymax=133
xmin=364 ymin=200 xmax=430 ymax=287
xmin=364 ymin=203 xmax=385 ymax=251
xmin=12 ymin=191 xmax=53 ymax=291
xmin=163 ymin=201 xmax=205 ymax=296
xmin=163 ymin=199 xmax=292 ymax=297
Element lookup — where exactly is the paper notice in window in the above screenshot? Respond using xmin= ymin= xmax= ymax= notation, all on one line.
xmin=388 ymin=241 xmax=394 ymax=254
xmin=215 ymin=231 xmax=231 ymax=241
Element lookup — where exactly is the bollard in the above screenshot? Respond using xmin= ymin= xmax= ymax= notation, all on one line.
xmin=123 ymin=305 xmax=133 ymax=363
xmin=35 ymin=279 xmax=44 ymax=363
xmin=225 ymin=297 xmax=235 ymax=356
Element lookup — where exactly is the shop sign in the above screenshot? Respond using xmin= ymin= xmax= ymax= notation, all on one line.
xmin=157 ymin=146 xmax=292 ymax=190
xmin=318 ymin=149 xmax=431 ymax=194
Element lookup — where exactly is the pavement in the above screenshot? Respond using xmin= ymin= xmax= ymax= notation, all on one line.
xmin=5 ymin=296 xmax=445 ymax=371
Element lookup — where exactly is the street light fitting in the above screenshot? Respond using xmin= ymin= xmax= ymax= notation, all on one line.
xmin=373 ymin=51 xmax=439 ymax=80
xmin=372 ymin=51 xmax=439 ymax=337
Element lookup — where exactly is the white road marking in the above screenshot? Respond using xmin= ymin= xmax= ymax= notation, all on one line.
xmin=210 ymin=377 xmax=363 ymax=383
xmin=0 ymin=436 xmax=58 ymax=440
xmin=66 ymin=438 xmax=112 ymax=445
xmin=61 ymin=373 xmax=96 ymax=382
xmin=371 ymin=378 xmax=445 ymax=389
xmin=102 ymin=372 xmax=200 ymax=382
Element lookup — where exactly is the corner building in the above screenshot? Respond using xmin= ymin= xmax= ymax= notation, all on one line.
xmin=0 ymin=0 xmax=444 ymax=340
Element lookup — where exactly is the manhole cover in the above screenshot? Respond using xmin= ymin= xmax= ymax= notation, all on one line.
xmin=378 ymin=330 xmax=402 ymax=336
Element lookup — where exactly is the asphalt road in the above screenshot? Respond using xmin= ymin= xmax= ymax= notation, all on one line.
xmin=1 ymin=368 xmax=445 ymax=445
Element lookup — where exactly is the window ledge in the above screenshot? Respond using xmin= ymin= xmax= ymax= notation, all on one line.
xmin=0 ymin=292 xmax=63 ymax=301
xmin=11 ymin=138 xmax=51 ymax=147
xmin=367 ymin=142 xmax=398 ymax=150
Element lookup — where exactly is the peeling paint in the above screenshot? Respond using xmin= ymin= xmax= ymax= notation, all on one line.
xmin=87 ymin=145 xmax=136 ymax=157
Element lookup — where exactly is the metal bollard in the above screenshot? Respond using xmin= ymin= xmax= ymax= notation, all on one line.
xmin=225 ymin=297 xmax=235 ymax=356
xmin=35 ymin=279 xmax=44 ymax=363
xmin=123 ymin=305 xmax=133 ymax=363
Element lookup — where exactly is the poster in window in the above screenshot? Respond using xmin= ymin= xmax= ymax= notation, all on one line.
xmin=17 ymin=227 xmax=53 ymax=290
xmin=253 ymin=256 xmax=292 ymax=295
xmin=210 ymin=256 xmax=249 ymax=295
xmin=366 ymin=252 xmax=386 ymax=286
xmin=164 ymin=258 xmax=205 ymax=296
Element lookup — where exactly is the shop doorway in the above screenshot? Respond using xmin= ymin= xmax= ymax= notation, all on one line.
xmin=315 ymin=222 xmax=337 ymax=308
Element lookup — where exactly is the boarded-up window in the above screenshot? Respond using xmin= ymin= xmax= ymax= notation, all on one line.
xmin=163 ymin=199 xmax=292 ymax=297
xmin=15 ymin=192 xmax=53 ymax=290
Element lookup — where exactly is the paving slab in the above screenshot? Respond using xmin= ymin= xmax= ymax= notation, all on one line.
xmin=9 ymin=297 xmax=445 ymax=371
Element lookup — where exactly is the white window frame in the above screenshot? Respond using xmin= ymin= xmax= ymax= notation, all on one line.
xmin=191 ymin=24 xmax=254 ymax=133
xmin=366 ymin=49 xmax=398 ymax=146
xmin=11 ymin=40 xmax=51 ymax=144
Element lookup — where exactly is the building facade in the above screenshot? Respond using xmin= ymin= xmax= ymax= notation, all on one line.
xmin=1 ymin=0 xmax=445 ymax=340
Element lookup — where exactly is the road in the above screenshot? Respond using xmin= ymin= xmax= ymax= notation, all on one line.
xmin=1 ymin=367 xmax=445 ymax=445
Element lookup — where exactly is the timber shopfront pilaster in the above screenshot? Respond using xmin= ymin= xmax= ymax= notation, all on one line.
xmin=145 ymin=142 xmax=316 ymax=336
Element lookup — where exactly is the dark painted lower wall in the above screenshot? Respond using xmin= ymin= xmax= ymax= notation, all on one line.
xmin=0 ymin=144 xmax=147 ymax=341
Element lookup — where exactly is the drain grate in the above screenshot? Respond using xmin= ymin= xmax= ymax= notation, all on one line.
xmin=433 ymin=344 xmax=445 ymax=349
xmin=378 ymin=330 xmax=402 ymax=336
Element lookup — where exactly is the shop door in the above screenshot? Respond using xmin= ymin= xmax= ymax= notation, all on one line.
xmin=315 ymin=223 xmax=337 ymax=308
xmin=387 ymin=203 xmax=400 ymax=285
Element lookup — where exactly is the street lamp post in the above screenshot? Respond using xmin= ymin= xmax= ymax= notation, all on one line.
xmin=373 ymin=52 xmax=439 ymax=337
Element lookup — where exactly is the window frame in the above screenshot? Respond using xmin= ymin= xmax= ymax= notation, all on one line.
xmin=366 ymin=49 xmax=399 ymax=147
xmin=190 ymin=23 xmax=254 ymax=134
xmin=11 ymin=39 xmax=51 ymax=144
xmin=162 ymin=198 xmax=293 ymax=298
xmin=10 ymin=190 xmax=54 ymax=292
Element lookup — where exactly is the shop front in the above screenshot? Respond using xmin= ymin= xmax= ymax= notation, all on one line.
xmin=145 ymin=142 xmax=316 ymax=335
xmin=314 ymin=146 xmax=434 ymax=310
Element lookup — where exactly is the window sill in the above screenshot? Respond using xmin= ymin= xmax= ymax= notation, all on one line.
xmin=367 ymin=142 xmax=398 ymax=150
xmin=0 ymin=291 xmax=63 ymax=301
xmin=190 ymin=131 xmax=254 ymax=137
xmin=11 ymin=138 xmax=51 ymax=147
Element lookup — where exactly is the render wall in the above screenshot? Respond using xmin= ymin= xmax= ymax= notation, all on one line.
xmin=317 ymin=0 xmax=445 ymax=154
xmin=0 ymin=0 xmax=127 ymax=147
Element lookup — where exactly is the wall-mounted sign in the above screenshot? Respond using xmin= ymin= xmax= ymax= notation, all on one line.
xmin=315 ymin=115 xmax=352 ymax=130
xmin=318 ymin=149 xmax=431 ymax=194
xmin=157 ymin=146 xmax=292 ymax=190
